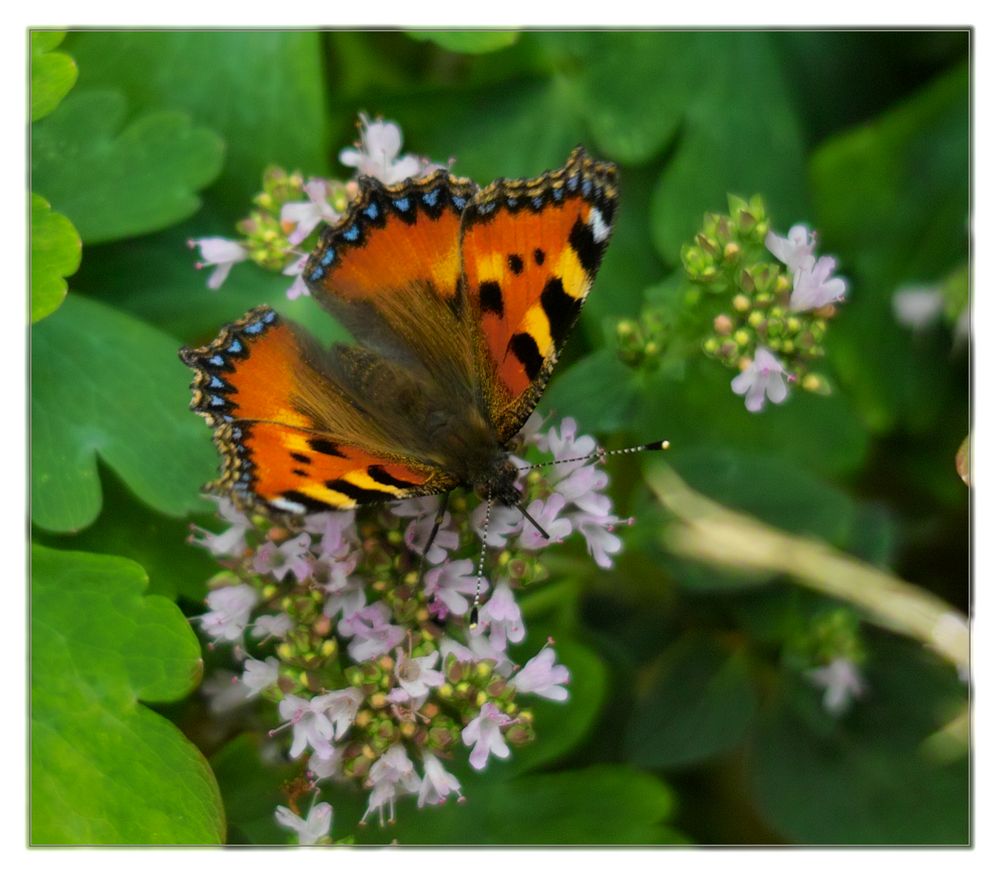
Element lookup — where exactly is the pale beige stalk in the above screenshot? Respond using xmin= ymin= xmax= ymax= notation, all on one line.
xmin=647 ymin=465 xmax=969 ymax=673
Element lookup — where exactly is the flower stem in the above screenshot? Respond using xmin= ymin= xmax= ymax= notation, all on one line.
xmin=647 ymin=465 xmax=969 ymax=673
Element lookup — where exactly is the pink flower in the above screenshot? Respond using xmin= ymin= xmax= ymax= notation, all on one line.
xmin=189 ymin=237 xmax=248 ymax=289
xmin=518 ymin=494 xmax=573 ymax=550
xmin=275 ymin=800 xmax=332 ymax=845
xmin=277 ymin=694 xmax=336 ymax=759
xmin=392 ymin=648 xmax=444 ymax=700
xmin=571 ymin=511 xmax=626 ymax=569
xmin=189 ymin=496 xmax=252 ymax=558
xmin=470 ymin=501 xmax=523 ymax=548
xmin=197 ymin=583 xmax=259 ymax=642
xmin=312 ymin=687 xmax=364 ymax=740
xmin=252 ymin=613 xmax=293 ymax=640
xmin=339 ymin=113 xmax=440 ymax=185
xmin=308 ymin=747 xmax=344 ymax=781
xmin=417 ymin=753 xmax=463 ymax=807
xmin=461 ymin=702 xmax=512 ymax=771
xmin=765 ymin=224 xmax=816 ymax=274
xmin=337 ymin=602 xmax=405 ymax=662
xmin=731 ymin=347 xmax=791 ymax=413
xmin=474 ymin=581 xmax=525 ymax=651
xmin=538 ymin=417 xmax=597 ymax=481
xmin=252 ymin=533 xmax=314 ymax=583
xmin=807 ymin=658 xmax=866 ymax=716
xmin=404 ymin=512 xmax=459 ymax=566
xmin=282 ymin=254 xmax=310 ymax=300
xmin=512 ymin=646 xmax=570 ymax=701
xmin=305 ymin=510 xmax=357 ymax=560
xmin=362 ymin=744 xmax=421 ymax=826
xmin=280 ymin=178 xmax=340 ymax=245
xmin=424 ymin=559 xmax=483 ymax=617
xmin=790 ymin=255 xmax=847 ymax=312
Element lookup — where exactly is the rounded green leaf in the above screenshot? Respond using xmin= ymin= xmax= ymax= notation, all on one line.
xmin=66 ymin=31 xmax=331 ymax=204
xmin=31 ymin=193 xmax=81 ymax=323
xmin=31 ymin=545 xmax=224 ymax=843
xmin=378 ymin=765 xmax=680 ymax=844
xmin=650 ymin=33 xmax=807 ymax=265
xmin=408 ymin=31 xmax=519 ymax=54
xmin=31 ymin=295 xmax=218 ymax=533
xmin=810 ymin=65 xmax=969 ymax=434
xmin=625 ymin=635 xmax=756 ymax=769
xmin=31 ymin=31 xmax=78 ymax=121
xmin=32 ymin=89 xmax=224 ymax=244
xmin=749 ymin=637 xmax=968 ymax=844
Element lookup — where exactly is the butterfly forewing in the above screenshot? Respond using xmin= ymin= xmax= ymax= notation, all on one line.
xmin=460 ymin=148 xmax=619 ymax=443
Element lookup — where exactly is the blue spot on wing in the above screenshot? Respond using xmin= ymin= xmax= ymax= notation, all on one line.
xmin=553 ymin=188 xmax=564 ymax=202
xmin=208 ymin=354 xmax=224 ymax=367
xmin=209 ymin=395 xmax=226 ymax=407
xmin=364 ymin=202 xmax=380 ymax=220
xmin=582 ymin=178 xmax=593 ymax=197
xmin=262 ymin=310 xmax=277 ymax=323
xmin=244 ymin=321 xmax=264 ymax=335
xmin=343 ymin=225 xmax=360 ymax=242
xmin=393 ymin=197 xmax=411 ymax=212
xmin=227 ymin=339 xmax=243 ymax=354
xmin=452 ymin=195 xmax=467 ymax=210
xmin=423 ymin=190 xmax=440 ymax=207
xmin=321 ymin=248 xmax=335 ymax=266
xmin=208 ymin=375 xmax=224 ymax=389
xmin=310 ymin=266 xmax=324 ymax=282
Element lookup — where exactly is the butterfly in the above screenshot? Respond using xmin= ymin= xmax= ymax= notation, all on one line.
xmin=180 ymin=147 xmax=619 ymax=524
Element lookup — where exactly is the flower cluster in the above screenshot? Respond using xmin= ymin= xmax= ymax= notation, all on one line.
xmin=187 ymin=113 xmax=443 ymax=300
xmin=617 ymin=195 xmax=847 ymax=413
xmin=190 ymin=415 xmax=628 ymax=843
xmin=786 ymin=607 xmax=867 ymax=717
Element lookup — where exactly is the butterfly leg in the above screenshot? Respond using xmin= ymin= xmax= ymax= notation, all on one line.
xmin=516 ymin=501 xmax=551 ymax=540
xmin=417 ymin=492 xmax=452 ymax=579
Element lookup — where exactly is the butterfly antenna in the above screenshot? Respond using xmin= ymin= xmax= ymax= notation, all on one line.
xmin=470 ymin=491 xmax=494 ymax=629
xmin=516 ymin=439 xmax=671 ymax=472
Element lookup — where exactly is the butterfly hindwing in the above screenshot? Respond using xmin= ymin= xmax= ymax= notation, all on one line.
xmin=460 ymin=147 xmax=619 ymax=443
xmin=180 ymin=306 xmax=459 ymax=515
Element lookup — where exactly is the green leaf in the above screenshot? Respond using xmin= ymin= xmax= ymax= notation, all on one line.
xmin=810 ymin=65 xmax=969 ymax=433
xmin=32 ymin=89 xmax=224 ymax=244
xmin=31 ymin=545 xmax=224 ymax=843
xmin=31 ymin=31 xmax=78 ymax=121
xmin=625 ymin=635 xmax=756 ymax=769
xmin=378 ymin=765 xmax=681 ymax=844
xmin=749 ymin=636 xmax=969 ymax=844
xmin=650 ymin=33 xmax=807 ymax=265
xmin=71 ymin=214 xmax=349 ymax=345
xmin=66 ymin=31 xmax=330 ymax=205
xmin=542 ymin=348 xmax=645 ymax=433
xmin=31 ymin=295 xmax=217 ymax=533
xmin=33 ymin=469 xmax=217 ymax=601
xmin=633 ymin=356 xmax=869 ymax=479
xmin=534 ymin=32 xmax=689 ymax=165
xmin=31 ymin=193 xmax=80 ymax=323
xmin=408 ymin=30 xmax=519 ymax=54
xmin=212 ymin=734 xmax=299 ymax=845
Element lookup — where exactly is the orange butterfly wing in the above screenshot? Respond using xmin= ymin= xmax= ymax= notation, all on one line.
xmin=180 ymin=306 xmax=458 ymax=515
xmin=303 ymin=170 xmax=480 ymax=394
xmin=460 ymin=148 xmax=619 ymax=443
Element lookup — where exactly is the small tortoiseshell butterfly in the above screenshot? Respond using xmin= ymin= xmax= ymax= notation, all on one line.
xmin=180 ymin=148 xmax=619 ymax=521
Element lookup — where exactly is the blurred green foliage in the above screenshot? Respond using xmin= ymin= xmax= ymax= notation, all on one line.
xmin=30 ymin=29 xmax=969 ymax=845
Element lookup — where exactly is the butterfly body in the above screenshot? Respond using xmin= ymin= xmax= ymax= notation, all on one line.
xmin=181 ymin=148 xmax=619 ymax=518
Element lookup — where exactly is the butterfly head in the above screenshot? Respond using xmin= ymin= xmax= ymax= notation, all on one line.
xmin=474 ymin=453 xmax=522 ymax=508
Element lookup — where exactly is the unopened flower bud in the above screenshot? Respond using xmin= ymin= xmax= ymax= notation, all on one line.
xmin=714 ymin=314 xmax=734 ymax=334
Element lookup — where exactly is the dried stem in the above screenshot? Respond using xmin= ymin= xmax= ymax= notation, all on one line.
xmin=647 ymin=465 xmax=969 ymax=673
